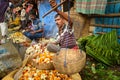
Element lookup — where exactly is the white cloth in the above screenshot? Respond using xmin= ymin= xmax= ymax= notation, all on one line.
xmin=55 ymin=24 xmax=74 ymax=42
xmin=0 ymin=22 xmax=8 ymax=36
xmin=21 ymin=8 xmax=26 ymax=21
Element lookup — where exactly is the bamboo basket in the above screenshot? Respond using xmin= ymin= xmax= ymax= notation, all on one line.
xmin=28 ymin=53 xmax=55 ymax=70
xmin=53 ymin=48 xmax=86 ymax=75
xmin=32 ymin=60 xmax=54 ymax=70
xmin=2 ymin=69 xmax=18 ymax=80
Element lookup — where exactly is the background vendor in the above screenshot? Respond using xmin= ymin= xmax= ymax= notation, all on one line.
xmin=23 ymin=10 xmax=44 ymax=40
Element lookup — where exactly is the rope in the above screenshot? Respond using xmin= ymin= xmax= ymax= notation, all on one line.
xmin=64 ymin=0 xmax=71 ymax=67
xmin=63 ymin=0 xmax=82 ymax=67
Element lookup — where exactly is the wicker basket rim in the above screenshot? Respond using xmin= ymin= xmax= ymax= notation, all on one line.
xmin=53 ymin=52 xmax=86 ymax=64
xmin=32 ymin=60 xmax=53 ymax=65
xmin=32 ymin=60 xmax=54 ymax=70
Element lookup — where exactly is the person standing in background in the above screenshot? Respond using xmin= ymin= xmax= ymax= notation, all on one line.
xmin=0 ymin=0 xmax=21 ymax=44
xmin=0 ymin=0 xmax=9 ymax=44
xmin=20 ymin=3 xmax=27 ymax=30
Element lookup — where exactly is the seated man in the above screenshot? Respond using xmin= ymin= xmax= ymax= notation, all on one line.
xmin=24 ymin=20 xmax=33 ymax=32
xmin=23 ymin=10 xmax=44 ymax=40
xmin=45 ymin=0 xmax=78 ymax=53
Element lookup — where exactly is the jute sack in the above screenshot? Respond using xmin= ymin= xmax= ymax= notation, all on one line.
xmin=53 ymin=48 xmax=86 ymax=75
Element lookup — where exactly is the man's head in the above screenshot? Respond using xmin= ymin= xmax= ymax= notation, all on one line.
xmin=29 ymin=10 xmax=36 ymax=20
xmin=27 ymin=20 xmax=32 ymax=26
xmin=55 ymin=14 xmax=65 ymax=29
xmin=29 ymin=14 xmax=36 ymax=20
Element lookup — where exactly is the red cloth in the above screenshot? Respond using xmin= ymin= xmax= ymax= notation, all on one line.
xmin=26 ymin=5 xmax=33 ymax=13
xmin=72 ymin=45 xmax=79 ymax=49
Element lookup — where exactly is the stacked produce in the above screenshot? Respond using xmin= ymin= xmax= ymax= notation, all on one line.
xmin=31 ymin=48 xmax=55 ymax=70
xmin=19 ymin=63 xmax=72 ymax=80
xmin=32 ymin=51 xmax=54 ymax=64
xmin=8 ymin=26 xmax=21 ymax=32
xmin=78 ymin=30 xmax=120 ymax=66
xmin=8 ymin=32 xmax=31 ymax=44
xmin=14 ymin=42 xmax=72 ymax=80
xmin=25 ymin=43 xmax=45 ymax=57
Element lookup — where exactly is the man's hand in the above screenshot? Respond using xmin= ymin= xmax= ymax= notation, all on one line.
xmin=30 ymin=31 xmax=36 ymax=35
xmin=49 ymin=0 xmax=58 ymax=10
xmin=25 ymin=28 xmax=31 ymax=32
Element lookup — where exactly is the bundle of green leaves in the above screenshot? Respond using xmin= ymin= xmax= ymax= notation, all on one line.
xmin=78 ymin=30 xmax=120 ymax=66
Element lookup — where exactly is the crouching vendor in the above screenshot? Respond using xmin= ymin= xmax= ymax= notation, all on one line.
xmin=23 ymin=10 xmax=44 ymax=40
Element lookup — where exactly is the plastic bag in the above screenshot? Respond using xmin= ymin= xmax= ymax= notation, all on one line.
xmin=0 ymin=44 xmax=22 ymax=78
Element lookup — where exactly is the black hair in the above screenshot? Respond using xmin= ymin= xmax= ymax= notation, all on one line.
xmin=27 ymin=20 xmax=32 ymax=24
xmin=17 ymin=10 xmax=21 ymax=15
xmin=54 ymin=14 xmax=63 ymax=19
xmin=29 ymin=9 xmax=36 ymax=16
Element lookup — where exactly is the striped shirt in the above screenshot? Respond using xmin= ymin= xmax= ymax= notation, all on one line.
xmin=56 ymin=24 xmax=77 ymax=48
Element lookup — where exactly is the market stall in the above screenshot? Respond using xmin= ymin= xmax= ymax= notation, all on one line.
xmin=2 ymin=40 xmax=86 ymax=80
xmin=0 ymin=0 xmax=87 ymax=79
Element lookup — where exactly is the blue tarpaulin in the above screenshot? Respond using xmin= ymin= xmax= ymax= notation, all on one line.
xmin=94 ymin=0 xmax=120 ymax=43
xmin=38 ymin=0 xmax=61 ymax=38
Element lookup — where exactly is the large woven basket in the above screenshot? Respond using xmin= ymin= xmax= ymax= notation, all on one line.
xmin=53 ymin=48 xmax=86 ymax=75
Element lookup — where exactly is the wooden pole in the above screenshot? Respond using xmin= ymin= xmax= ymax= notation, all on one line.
xmin=90 ymin=24 xmax=120 ymax=28
xmin=107 ymin=1 xmax=120 ymax=4
xmin=89 ymin=13 xmax=120 ymax=18
xmin=42 ymin=0 xmax=67 ymax=18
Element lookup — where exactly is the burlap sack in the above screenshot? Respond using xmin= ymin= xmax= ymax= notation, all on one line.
xmin=53 ymin=48 xmax=86 ymax=75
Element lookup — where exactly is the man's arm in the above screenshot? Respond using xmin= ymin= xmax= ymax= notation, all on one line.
xmin=34 ymin=28 xmax=43 ymax=33
xmin=49 ymin=0 xmax=73 ymax=28
xmin=32 ymin=20 xmax=44 ymax=34
xmin=56 ymin=10 xmax=73 ymax=27
xmin=36 ymin=20 xmax=44 ymax=33
xmin=30 ymin=28 xmax=43 ymax=35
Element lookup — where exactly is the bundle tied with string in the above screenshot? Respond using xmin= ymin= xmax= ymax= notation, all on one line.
xmin=53 ymin=48 xmax=86 ymax=75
